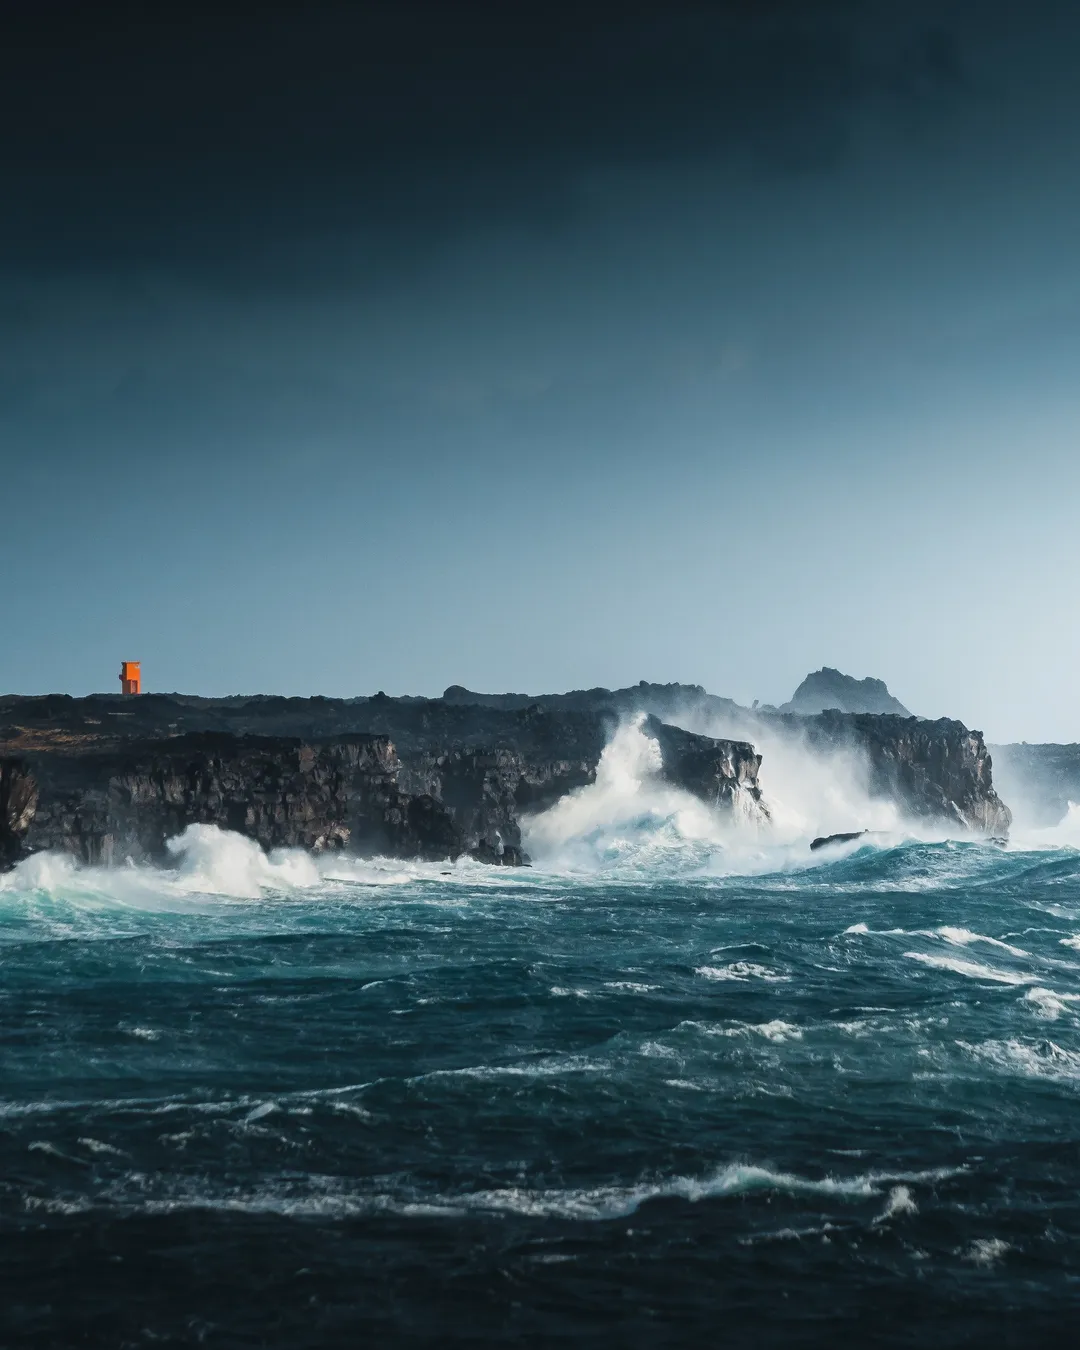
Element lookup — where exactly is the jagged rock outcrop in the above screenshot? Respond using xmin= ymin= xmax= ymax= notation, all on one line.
xmin=0 ymin=701 xmax=762 ymax=870
xmin=778 ymin=668 xmax=911 ymax=717
xmin=644 ymin=717 xmax=765 ymax=814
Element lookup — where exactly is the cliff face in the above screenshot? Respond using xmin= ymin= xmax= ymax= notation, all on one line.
xmin=644 ymin=717 xmax=765 ymax=814
xmin=787 ymin=712 xmax=1011 ymax=836
xmin=0 ymin=704 xmax=763 ymax=870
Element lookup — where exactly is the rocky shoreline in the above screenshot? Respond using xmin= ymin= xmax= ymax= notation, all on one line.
xmin=0 ymin=685 xmax=1010 ymax=870
xmin=0 ymin=697 xmax=764 ymax=870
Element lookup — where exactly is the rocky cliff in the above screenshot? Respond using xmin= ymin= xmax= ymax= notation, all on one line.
xmin=0 ymin=699 xmax=763 ymax=871
xmin=0 ymin=689 xmax=1011 ymax=869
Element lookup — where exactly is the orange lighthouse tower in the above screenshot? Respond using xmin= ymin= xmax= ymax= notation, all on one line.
xmin=119 ymin=661 xmax=141 ymax=695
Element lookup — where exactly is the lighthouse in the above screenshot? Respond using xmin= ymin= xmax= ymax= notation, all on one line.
xmin=119 ymin=661 xmax=141 ymax=695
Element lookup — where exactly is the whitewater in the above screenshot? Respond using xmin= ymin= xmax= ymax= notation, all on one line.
xmin=4 ymin=722 xmax=1080 ymax=1346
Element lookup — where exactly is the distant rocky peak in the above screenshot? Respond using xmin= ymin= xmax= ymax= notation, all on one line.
xmin=778 ymin=668 xmax=911 ymax=717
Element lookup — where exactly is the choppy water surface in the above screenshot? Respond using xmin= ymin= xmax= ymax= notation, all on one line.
xmin=4 ymin=829 xmax=1080 ymax=1346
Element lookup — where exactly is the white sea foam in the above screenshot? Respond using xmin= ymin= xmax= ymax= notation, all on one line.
xmin=23 ymin=1196 xmax=93 ymax=1216
xmin=77 ymin=1137 xmax=127 ymax=1157
xmin=34 ymin=1161 xmax=963 ymax=1224
xmin=0 ymin=823 xmax=482 ymax=912
xmin=696 ymin=1019 xmax=804 ymax=1043
xmin=638 ymin=1040 xmax=681 ymax=1059
xmin=1024 ymin=987 xmax=1080 ymax=1020
xmin=739 ymin=1221 xmax=838 ymax=1245
xmin=28 ymin=1141 xmax=69 ymax=1158
xmin=845 ymin=925 xmax=1034 ymax=964
xmin=434 ymin=1164 xmax=891 ymax=1220
xmin=413 ymin=1055 xmax=604 ymax=1083
xmin=164 ymin=824 xmax=321 ymax=897
xmin=726 ymin=1020 xmax=803 ymax=1042
xmin=875 ymin=1185 xmax=918 ymax=1223
xmin=960 ymin=1036 xmax=1080 ymax=1082
xmin=843 ymin=923 xmax=907 ymax=936
xmin=961 ymin=1237 xmax=1012 ymax=1266
xmin=902 ymin=951 xmax=1035 ymax=985
xmin=0 ymin=851 xmax=85 ymax=894
xmin=695 ymin=962 xmax=789 ymax=982
xmin=934 ymin=927 xmax=1030 ymax=958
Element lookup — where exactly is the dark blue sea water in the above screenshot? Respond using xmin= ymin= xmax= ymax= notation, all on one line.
xmin=4 ymin=826 xmax=1080 ymax=1347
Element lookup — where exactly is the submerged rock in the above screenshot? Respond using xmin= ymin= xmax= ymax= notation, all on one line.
xmin=810 ymin=830 xmax=868 ymax=851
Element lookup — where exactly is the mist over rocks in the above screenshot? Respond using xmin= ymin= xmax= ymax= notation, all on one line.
xmin=989 ymin=742 xmax=1080 ymax=829
xmin=778 ymin=711 xmax=1011 ymax=838
xmin=437 ymin=681 xmax=1005 ymax=837
xmin=776 ymin=668 xmax=912 ymax=717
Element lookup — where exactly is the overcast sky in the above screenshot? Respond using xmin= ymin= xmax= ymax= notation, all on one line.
xmin=2 ymin=1 xmax=1079 ymax=741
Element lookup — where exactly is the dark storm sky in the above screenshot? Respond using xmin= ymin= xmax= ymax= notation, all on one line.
xmin=2 ymin=1 xmax=1079 ymax=739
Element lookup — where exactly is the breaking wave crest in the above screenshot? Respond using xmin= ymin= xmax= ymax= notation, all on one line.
xmin=13 ymin=1160 xmax=963 ymax=1224
xmin=521 ymin=716 xmax=745 ymax=873
xmin=0 ymin=822 xmax=451 ymax=912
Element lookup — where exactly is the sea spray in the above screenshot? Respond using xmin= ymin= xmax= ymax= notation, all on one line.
xmin=689 ymin=712 xmax=907 ymax=844
xmin=521 ymin=715 xmax=742 ymax=872
xmin=521 ymin=713 xmax=928 ymax=872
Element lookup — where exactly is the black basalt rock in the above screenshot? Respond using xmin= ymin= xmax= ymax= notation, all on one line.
xmin=810 ymin=830 xmax=868 ymax=851
xmin=643 ymin=717 xmax=766 ymax=816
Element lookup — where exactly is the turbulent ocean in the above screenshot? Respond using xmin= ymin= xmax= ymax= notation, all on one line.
xmin=4 ymin=724 xmax=1080 ymax=1347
